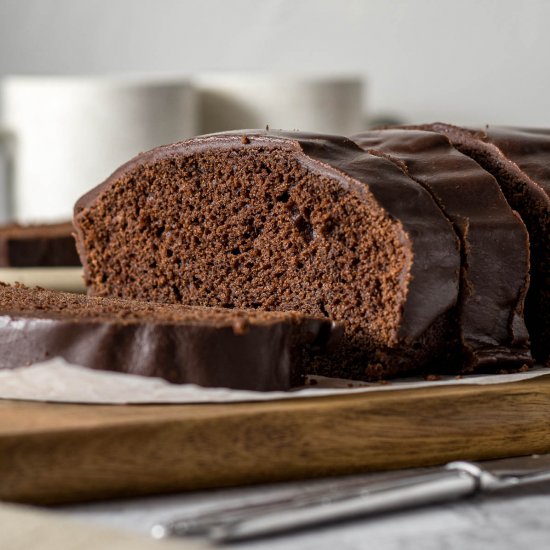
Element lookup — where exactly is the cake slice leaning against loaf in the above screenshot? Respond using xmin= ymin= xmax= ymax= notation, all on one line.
xmin=0 ymin=283 xmax=336 ymax=391
xmin=397 ymin=123 xmax=550 ymax=366
xmin=74 ymin=130 xmax=461 ymax=380
xmin=351 ymin=129 xmax=532 ymax=371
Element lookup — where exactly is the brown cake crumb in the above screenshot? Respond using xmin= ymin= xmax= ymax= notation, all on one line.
xmin=232 ymin=318 xmax=249 ymax=335
xmin=424 ymin=374 xmax=442 ymax=381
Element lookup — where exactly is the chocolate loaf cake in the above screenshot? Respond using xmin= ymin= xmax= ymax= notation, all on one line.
xmin=0 ymin=283 xmax=335 ymax=391
xmin=0 ymin=221 xmax=80 ymax=267
xmin=402 ymin=124 xmax=550 ymax=365
xmin=351 ymin=129 xmax=532 ymax=371
xmin=74 ymin=131 xmax=461 ymax=380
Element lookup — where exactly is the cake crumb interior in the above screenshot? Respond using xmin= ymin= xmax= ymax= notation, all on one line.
xmin=78 ymin=147 xmax=412 ymax=378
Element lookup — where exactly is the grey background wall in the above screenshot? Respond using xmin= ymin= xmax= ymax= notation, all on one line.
xmin=1 ymin=0 xmax=549 ymax=126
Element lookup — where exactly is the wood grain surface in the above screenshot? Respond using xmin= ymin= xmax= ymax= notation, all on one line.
xmin=2 ymin=375 xmax=550 ymax=505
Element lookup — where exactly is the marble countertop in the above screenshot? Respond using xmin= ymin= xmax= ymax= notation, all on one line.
xmin=54 ymin=468 xmax=550 ymax=550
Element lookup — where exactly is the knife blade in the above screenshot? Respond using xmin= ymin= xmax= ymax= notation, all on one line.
xmin=152 ymin=454 xmax=550 ymax=543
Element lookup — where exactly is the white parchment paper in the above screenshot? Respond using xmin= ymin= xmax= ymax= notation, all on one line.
xmin=0 ymin=357 xmax=549 ymax=404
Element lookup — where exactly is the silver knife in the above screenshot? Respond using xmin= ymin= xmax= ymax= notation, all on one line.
xmin=151 ymin=454 xmax=550 ymax=543
xmin=151 ymin=475 xmax=384 ymax=538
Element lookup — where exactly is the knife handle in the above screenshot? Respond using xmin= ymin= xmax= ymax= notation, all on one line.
xmin=211 ymin=468 xmax=479 ymax=542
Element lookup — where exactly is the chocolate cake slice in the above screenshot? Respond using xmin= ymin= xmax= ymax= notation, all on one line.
xmin=0 ymin=221 xmax=80 ymax=267
xmin=401 ymin=124 xmax=550 ymax=365
xmin=74 ymin=131 xmax=461 ymax=380
xmin=0 ymin=283 xmax=335 ymax=391
xmin=351 ymin=129 xmax=531 ymax=371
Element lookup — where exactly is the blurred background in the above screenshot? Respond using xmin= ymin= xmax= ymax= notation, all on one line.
xmin=3 ymin=0 xmax=549 ymax=125
xmin=0 ymin=0 xmax=549 ymax=223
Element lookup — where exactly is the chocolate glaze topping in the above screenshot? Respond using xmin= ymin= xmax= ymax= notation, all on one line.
xmin=400 ymin=123 xmax=550 ymax=365
xmin=351 ymin=129 xmax=531 ymax=370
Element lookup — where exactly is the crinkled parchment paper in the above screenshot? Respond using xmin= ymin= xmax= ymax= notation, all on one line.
xmin=0 ymin=357 xmax=548 ymax=404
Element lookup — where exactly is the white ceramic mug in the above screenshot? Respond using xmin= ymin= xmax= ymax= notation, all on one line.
xmin=0 ymin=76 xmax=197 ymax=223
xmin=194 ymin=73 xmax=365 ymax=136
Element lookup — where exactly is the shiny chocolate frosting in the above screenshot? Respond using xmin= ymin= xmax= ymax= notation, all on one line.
xmin=394 ymin=123 xmax=550 ymax=365
xmin=352 ymin=128 xmax=531 ymax=370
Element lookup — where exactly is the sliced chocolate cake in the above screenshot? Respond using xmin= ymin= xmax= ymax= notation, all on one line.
xmin=402 ymin=124 xmax=550 ymax=365
xmin=0 ymin=283 xmax=335 ymax=391
xmin=74 ymin=131 xmax=461 ymax=380
xmin=351 ymin=129 xmax=531 ymax=371
xmin=0 ymin=221 xmax=80 ymax=267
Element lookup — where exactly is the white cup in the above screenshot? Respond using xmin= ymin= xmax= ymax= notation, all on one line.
xmin=194 ymin=73 xmax=365 ymax=136
xmin=0 ymin=76 xmax=197 ymax=223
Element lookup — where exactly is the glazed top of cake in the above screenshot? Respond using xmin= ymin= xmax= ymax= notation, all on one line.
xmin=351 ymin=128 xmax=527 ymax=231
xmin=416 ymin=123 xmax=550 ymax=197
xmin=471 ymin=126 xmax=550 ymax=198
xmin=351 ymin=128 xmax=531 ymax=364
xmin=75 ymin=130 xmax=460 ymax=343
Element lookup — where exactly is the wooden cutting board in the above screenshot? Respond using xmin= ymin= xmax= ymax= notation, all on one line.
xmin=2 ymin=375 xmax=550 ymax=505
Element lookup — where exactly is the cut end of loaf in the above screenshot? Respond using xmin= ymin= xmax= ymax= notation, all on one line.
xmin=75 ymin=132 xmax=458 ymax=380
